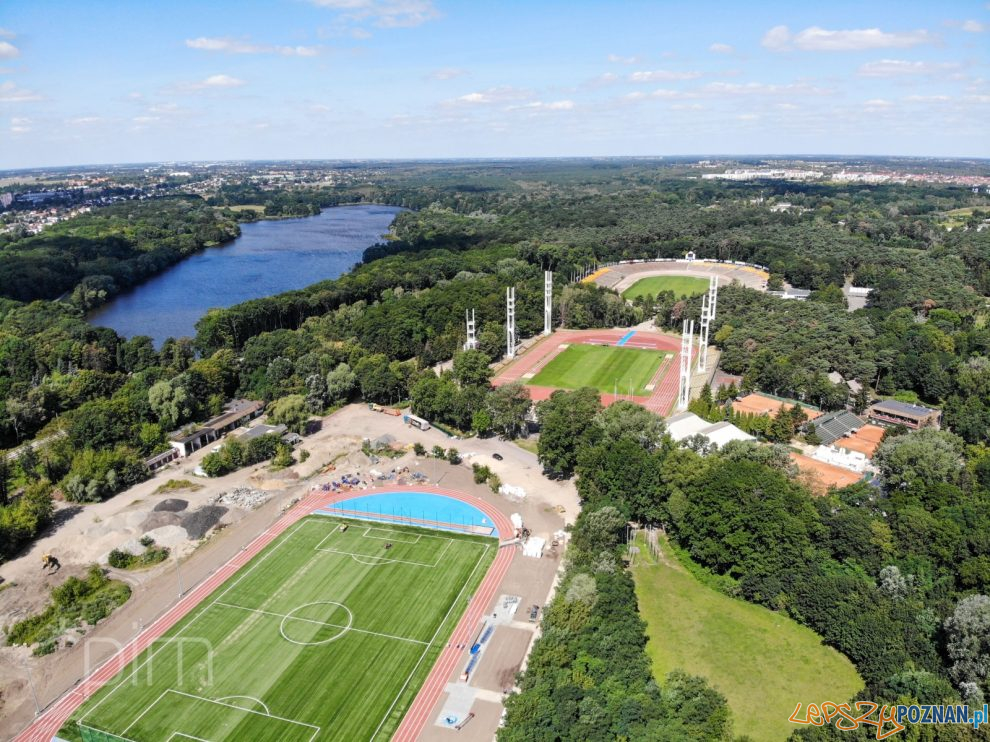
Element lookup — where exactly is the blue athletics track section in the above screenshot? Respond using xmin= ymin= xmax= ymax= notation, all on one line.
xmin=616 ymin=330 xmax=636 ymax=346
xmin=314 ymin=491 xmax=497 ymax=536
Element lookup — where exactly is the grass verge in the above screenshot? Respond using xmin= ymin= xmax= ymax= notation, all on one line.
xmin=631 ymin=533 xmax=862 ymax=741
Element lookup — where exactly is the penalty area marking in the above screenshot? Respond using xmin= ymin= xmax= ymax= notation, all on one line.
xmin=362 ymin=527 xmax=422 ymax=544
xmin=214 ymin=695 xmax=271 ymax=715
xmin=168 ymin=734 xmax=212 ymax=742
xmin=129 ymin=689 xmax=320 ymax=742
xmin=314 ymin=525 xmax=454 ymax=568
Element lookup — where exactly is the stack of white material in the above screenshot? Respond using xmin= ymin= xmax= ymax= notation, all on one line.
xmin=523 ymin=536 xmax=546 ymax=558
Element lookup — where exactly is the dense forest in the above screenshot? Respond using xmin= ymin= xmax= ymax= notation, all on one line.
xmin=1 ymin=161 xmax=989 ymax=736
xmin=0 ymin=197 xmax=239 ymax=305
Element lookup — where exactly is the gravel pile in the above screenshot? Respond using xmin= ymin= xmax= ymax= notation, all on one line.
xmin=210 ymin=487 xmax=272 ymax=510
xmin=154 ymin=499 xmax=189 ymax=513
xmin=141 ymin=511 xmax=182 ymax=531
xmin=181 ymin=505 xmax=229 ymax=540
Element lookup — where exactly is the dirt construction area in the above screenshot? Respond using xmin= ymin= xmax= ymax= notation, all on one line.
xmin=0 ymin=404 xmax=576 ymax=740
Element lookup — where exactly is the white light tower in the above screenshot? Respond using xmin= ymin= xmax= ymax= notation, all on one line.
xmin=506 ymin=287 xmax=517 ymax=359
xmin=463 ymin=309 xmax=478 ymax=351
xmin=697 ymin=275 xmax=718 ymax=374
xmin=677 ymin=319 xmax=695 ymax=411
xmin=543 ymin=271 xmax=553 ymax=336
xmin=697 ymin=292 xmax=710 ymax=374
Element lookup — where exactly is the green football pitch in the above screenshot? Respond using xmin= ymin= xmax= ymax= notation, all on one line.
xmin=622 ymin=275 xmax=711 ymax=300
xmin=530 ymin=344 xmax=669 ymax=397
xmin=62 ymin=517 xmax=495 ymax=742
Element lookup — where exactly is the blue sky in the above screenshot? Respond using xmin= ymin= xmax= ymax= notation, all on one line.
xmin=1 ymin=0 xmax=988 ymax=167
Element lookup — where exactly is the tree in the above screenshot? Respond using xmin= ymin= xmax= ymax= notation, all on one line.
xmin=325 ymin=362 xmax=357 ymax=402
xmin=594 ymin=400 xmax=667 ymax=450
xmin=873 ymin=427 xmax=965 ymax=493
xmin=486 ymin=382 xmax=531 ymax=439
xmin=944 ymin=594 xmax=990 ymax=703
xmin=267 ymin=394 xmax=309 ymax=433
xmin=0 ymin=456 xmax=10 ymax=506
xmin=304 ymin=373 xmax=328 ymax=412
xmin=148 ymin=380 xmax=193 ymax=431
xmin=452 ymin=350 xmax=492 ymax=388
xmin=536 ymin=388 xmax=602 ymax=477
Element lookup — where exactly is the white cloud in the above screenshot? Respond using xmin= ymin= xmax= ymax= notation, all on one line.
xmin=132 ymin=115 xmax=161 ymax=124
xmin=0 ymin=81 xmax=41 ymax=102
xmin=607 ymin=54 xmax=640 ymax=64
xmin=903 ymin=94 xmax=950 ymax=103
xmin=0 ymin=28 xmax=15 ymax=39
xmin=962 ymin=20 xmax=986 ymax=33
xmin=67 ymin=116 xmax=103 ymax=126
xmin=709 ymin=43 xmax=734 ymax=54
xmin=185 ymin=37 xmax=321 ymax=56
xmin=864 ymin=98 xmax=894 ymax=108
xmin=173 ymin=74 xmax=247 ymax=93
xmin=511 ymin=100 xmax=574 ymax=111
xmin=737 ymin=113 xmax=760 ymax=121
xmin=629 ymin=69 xmax=702 ymax=82
xmin=858 ymin=59 xmax=962 ymax=77
xmin=427 ymin=67 xmax=466 ymax=81
xmin=700 ymin=81 xmax=833 ymax=97
xmin=310 ymin=0 xmax=440 ymax=29
xmin=445 ymin=86 xmax=531 ymax=106
xmin=762 ymin=25 xmax=936 ymax=51
xmin=0 ymin=41 xmax=19 ymax=59
xmin=10 ymin=116 xmax=30 ymax=133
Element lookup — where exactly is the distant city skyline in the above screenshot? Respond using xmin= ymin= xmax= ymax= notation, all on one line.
xmin=1 ymin=0 xmax=988 ymax=168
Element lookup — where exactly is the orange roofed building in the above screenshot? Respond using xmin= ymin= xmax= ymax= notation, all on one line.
xmin=732 ymin=392 xmax=823 ymax=422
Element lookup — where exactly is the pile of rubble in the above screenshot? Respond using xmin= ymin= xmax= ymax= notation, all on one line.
xmin=210 ymin=487 xmax=272 ymax=510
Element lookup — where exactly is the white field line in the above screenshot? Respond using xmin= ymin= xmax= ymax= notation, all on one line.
xmin=362 ymin=527 xmax=422 ymax=544
xmin=165 ymin=689 xmax=319 ymax=740
xmin=80 ymin=521 xmax=310 ymax=724
xmin=369 ymin=544 xmax=493 ymax=742
xmin=120 ymin=690 xmax=169 ymax=736
xmin=213 ymin=602 xmax=429 ymax=646
xmin=78 ymin=723 xmax=137 ymax=742
xmin=314 ymin=526 xmax=454 ymax=568
xmin=168 ymin=734 xmax=212 ymax=742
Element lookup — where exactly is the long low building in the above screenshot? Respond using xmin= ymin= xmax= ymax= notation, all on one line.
xmin=170 ymin=398 xmax=265 ymax=457
xmin=666 ymin=411 xmax=754 ymax=449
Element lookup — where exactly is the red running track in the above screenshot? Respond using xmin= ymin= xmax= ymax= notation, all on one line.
xmin=493 ymin=328 xmax=685 ymax=417
xmin=13 ymin=486 xmax=513 ymax=742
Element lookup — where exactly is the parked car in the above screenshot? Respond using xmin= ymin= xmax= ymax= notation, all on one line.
xmin=528 ymin=604 xmax=539 ymax=622
xmin=493 ymin=453 xmax=504 ymax=461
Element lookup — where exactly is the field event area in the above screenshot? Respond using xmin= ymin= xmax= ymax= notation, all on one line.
xmin=529 ymin=344 xmax=670 ymax=397
xmin=621 ymin=275 xmax=712 ymax=300
xmin=63 ymin=516 xmax=495 ymax=742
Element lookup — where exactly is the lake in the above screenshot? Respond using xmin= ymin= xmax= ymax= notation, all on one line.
xmin=87 ymin=204 xmax=404 ymax=345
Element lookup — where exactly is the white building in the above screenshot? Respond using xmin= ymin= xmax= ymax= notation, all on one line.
xmin=811 ymin=445 xmax=870 ymax=473
xmin=665 ymin=412 xmax=754 ymax=450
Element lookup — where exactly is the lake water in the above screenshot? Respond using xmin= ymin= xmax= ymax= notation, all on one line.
xmin=87 ymin=204 xmax=404 ymax=345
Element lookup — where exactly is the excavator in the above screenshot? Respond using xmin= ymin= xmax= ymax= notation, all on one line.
xmin=41 ymin=553 xmax=60 ymax=574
